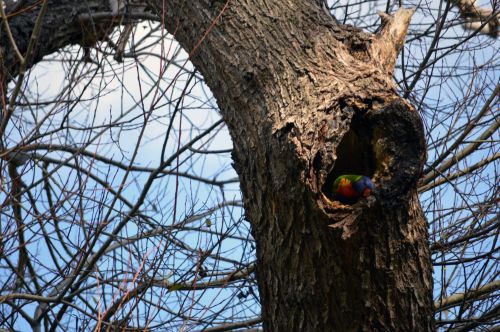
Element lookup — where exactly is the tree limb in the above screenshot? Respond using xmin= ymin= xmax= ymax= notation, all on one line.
xmin=370 ymin=8 xmax=415 ymax=77
xmin=450 ymin=0 xmax=499 ymax=38
xmin=435 ymin=280 xmax=500 ymax=311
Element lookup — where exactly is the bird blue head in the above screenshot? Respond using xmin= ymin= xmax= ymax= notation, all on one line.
xmin=352 ymin=176 xmax=375 ymax=197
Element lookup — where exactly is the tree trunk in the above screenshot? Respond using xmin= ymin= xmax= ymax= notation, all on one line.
xmin=1 ymin=0 xmax=434 ymax=330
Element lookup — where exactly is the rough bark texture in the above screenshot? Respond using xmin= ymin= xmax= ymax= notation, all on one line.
xmin=1 ymin=0 xmax=434 ymax=330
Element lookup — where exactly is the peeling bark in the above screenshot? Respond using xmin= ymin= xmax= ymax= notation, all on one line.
xmin=1 ymin=0 xmax=434 ymax=330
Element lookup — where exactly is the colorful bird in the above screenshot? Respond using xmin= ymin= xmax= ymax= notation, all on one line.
xmin=331 ymin=175 xmax=375 ymax=204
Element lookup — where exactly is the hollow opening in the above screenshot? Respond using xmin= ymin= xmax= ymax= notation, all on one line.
xmin=322 ymin=114 xmax=376 ymax=198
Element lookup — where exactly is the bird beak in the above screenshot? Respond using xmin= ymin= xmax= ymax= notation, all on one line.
xmin=363 ymin=188 xmax=372 ymax=197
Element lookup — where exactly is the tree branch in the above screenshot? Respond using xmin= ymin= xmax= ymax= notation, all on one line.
xmin=450 ymin=0 xmax=499 ymax=38
xmin=196 ymin=317 xmax=262 ymax=332
xmin=435 ymin=280 xmax=500 ymax=311
xmin=370 ymin=8 xmax=415 ymax=77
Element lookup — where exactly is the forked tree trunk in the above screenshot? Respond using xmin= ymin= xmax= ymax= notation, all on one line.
xmin=1 ymin=0 xmax=434 ymax=330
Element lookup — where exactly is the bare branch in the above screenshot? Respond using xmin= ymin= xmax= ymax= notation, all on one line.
xmin=196 ymin=317 xmax=262 ymax=332
xmin=450 ymin=0 xmax=499 ymax=37
xmin=435 ymin=280 xmax=500 ymax=310
xmin=370 ymin=8 xmax=415 ymax=76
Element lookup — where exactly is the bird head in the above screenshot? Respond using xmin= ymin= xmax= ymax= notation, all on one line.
xmin=353 ymin=176 xmax=375 ymax=197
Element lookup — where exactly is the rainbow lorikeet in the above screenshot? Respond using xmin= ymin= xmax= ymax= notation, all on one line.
xmin=332 ymin=175 xmax=375 ymax=204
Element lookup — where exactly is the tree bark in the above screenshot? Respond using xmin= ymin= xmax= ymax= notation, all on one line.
xmin=1 ymin=0 xmax=434 ymax=330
